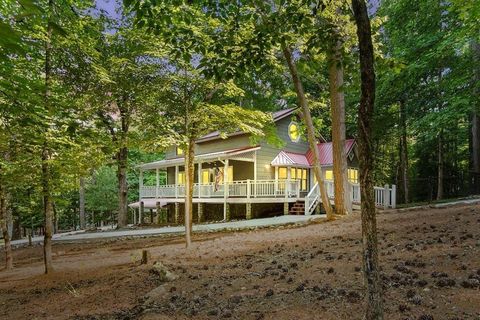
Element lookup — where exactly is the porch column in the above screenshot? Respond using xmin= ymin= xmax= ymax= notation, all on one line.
xmin=155 ymin=168 xmax=159 ymax=198
xmin=225 ymin=203 xmax=231 ymax=221
xmin=175 ymin=165 xmax=179 ymax=198
xmin=284 ymin=202 xmax=289 ymax=215
xmin=223 ymin=159 xmax=229 ymax=220
xmin=139 ymin=169 xmax=144 ymax=201
xmin=156 ymin=201 xmax=161 ymax=224
xmin=197 ymin=203 xmax=204 ymax=223
xmin=174 ymin=202 xmax=179 ymax=224
xmin=246 ymin=203 xmax=252 ymax=220
xmin=286 ymin=166 xmax=291 ymax=198
xmin=133 ymin=208 xmax=137 ymax=225
xmin=274 ymin=166 xmax=278 ymax=193
xmin=253 ymin=151 xmax=257 ymax=198
xmin=198 ymin=162 xmax=202 ymax=198
xmin=139 ymin=201 xmax=144 ymax=224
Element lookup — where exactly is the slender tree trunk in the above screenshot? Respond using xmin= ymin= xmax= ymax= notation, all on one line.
xmin=184 ymin=138 xmax=195 ymax=248
xmin=117 ymin=145 xmax=128 ymax=228
xmin=471 ymin=40 xmax=480 ymax=194
xmin=351 ymin=0 xmax=384 ymax=319
xmin=0 ymin=185 xmax=13 ymax=270
xmin=42 ymin=0 xmax=54 ymax=274
xmin=79 ymin=177 xmax=86 ymax=229
xmin=399 ymin=100 xmax=409 ymax=203
xmin=328 ymin=39 xmax=350 ymax=215
xmin=437 ymin=132 xmax=444 ymax=200
xmin=282 ymin=45 xmax=334 ymax=219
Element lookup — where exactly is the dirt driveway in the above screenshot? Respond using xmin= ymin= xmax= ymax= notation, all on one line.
xmin=0 ymin=204 xmax=479 ymax=319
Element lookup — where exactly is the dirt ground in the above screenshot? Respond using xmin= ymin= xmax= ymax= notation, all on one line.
xmin=0 ymin=204 xmax=479 ymax=320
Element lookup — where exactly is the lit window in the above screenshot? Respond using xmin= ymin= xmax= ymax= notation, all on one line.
xmin=288 ymin=121 xmax=300 ymax=142
xmin=177 ymin=171 xmax=185 ymax=185
xmin=348 ymin=168 xmax=359 ymax=183
xmin=325 ymin=170 xmax=333 ymax=180
xmin=278 ymin=167 xmax=287 ymax=179
xmin=176 ymin=147 xmax=184 ymax=155
xmin=201 ymin=169 xmax=210 ymax=184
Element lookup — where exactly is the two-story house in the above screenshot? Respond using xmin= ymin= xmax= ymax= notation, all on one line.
xmin=130 ymin=107 xmax=395 ymax=224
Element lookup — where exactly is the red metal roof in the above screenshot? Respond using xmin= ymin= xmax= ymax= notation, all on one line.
xmin=271 ymin=151 xmax=310 ymax=167
xmin=306 ymin=139 xmax=356 ymax=166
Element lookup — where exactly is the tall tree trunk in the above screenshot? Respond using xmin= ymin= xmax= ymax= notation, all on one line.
xmin=471 ymin=40 xmax=480 ymax=194
xmin=79 ymin=177 xmax=86 ymax=229
xmin=117 ymin=145 xmax=128 ymax=228
xmin=437 ymin=132 xmax=444 ymax=200
xmin=0 ymin=185 xmax=13 ymax=270
xmin=351 ymin=0 xmax=384 ymax=319
xmin=399 ymin=100 xmax=409 ymax=203
xmin=328 ymin=39 xmax=350 ymax=215
xmin=184 ymin=137 xmax=195 ymax=248
xmin=42 ymin=0 xmax=54 ymax=274
xmin=282 ymin=45 xmax=334 ymax=219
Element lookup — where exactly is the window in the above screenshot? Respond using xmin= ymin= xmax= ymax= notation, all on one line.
xmin=201 ymin=169 xmax=210 ymax=184
xmin=288 ymin=121 xmax=300 ymax=142
xmin=348 ymin=168 xmax=358 ymax=183
xmin=177 ymin=171 xmax=186 ymax=185
xmin=278 ymin=167 xmax=307 ymax=191
xmin=325 ymin=170 xmax=333 ymax=181
xmin=176 ymin=146 xmax=184 ymax=156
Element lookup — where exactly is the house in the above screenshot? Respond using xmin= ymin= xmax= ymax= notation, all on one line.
xmin=130 ymin=108 xmax=395 ymax=224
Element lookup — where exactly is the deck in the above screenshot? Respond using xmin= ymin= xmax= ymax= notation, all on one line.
xmin=137 ymin=179 xmax=396 ymax=214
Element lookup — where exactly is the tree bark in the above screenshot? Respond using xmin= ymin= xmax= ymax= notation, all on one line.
xmin=437 ymin=132 xmax=444 ymax=200
xmin=399 ymin=100 xmax=409 ymax=203
xmin=184 ymin=137 xmax=195 ymax=248
xmin=471 ymin=40 xmax=480 ymax=194
xmin=351 ymin=0 xmax=384 ymax=319
xmin=328 ymin=39 xmax=350 ymax=215
xmin=117 ymin=145 xmax=128 ymax=228
xmin=42 ymin=0 xmax=54 ymax=274
xmin=79 ymin=177 xmax=86 ymax=229
xmin=0 ymin=185 xmax=13 ymax=270
xmin=282 ymin=45 xmax=334 ymax=219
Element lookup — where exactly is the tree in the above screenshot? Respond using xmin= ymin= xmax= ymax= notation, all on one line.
xmin=351 ymin=0 xmax=384 ymax=318
xmin=89 ymin=20 xmax=165 ymax=228
xmin=139 ymin=66 xmax=273 ymax=247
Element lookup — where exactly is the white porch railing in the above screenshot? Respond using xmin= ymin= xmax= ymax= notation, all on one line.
xmin=304 ymin=182 xmax=320 ymax=215
xmin=140 ymin=179 xmax=301 ymax=199
xmin=305 ymin=181 xmax=396 ymax=214
xmin=140 ymin=180 xmax=396 ymax=211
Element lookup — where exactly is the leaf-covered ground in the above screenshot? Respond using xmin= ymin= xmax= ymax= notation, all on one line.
xmin=0 ymin=204 xmax=479 ymax=319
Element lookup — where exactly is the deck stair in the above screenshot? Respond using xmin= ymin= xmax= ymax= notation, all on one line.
xmin=289 ymin=201 xmax=305 ymax=215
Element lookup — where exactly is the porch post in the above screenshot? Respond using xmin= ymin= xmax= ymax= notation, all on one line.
xmin=274 ymin=166 xmax=278 ymax=193
xmin=155 ymin=168 xmax=159 ymax=198
xmin=139 ymin=201 xmax=144 ymax=224
xmin=384 ymin=184 xmax=389 ymax=209
xmin=391 ymin=184 xmax=397 ymax=209
xmin=253 ymin=151 xmax=258 ymax=198
xmin=175 ymin=165 xmax=179 ymax=198
xmin=156 ymin=201 xmax=161 ymax=224
xmin=223 ymin=159 xmax=229 ymax=220
xmin=197 ymin=203 xmax=204 ymax=223
xmin=198 ymin=162 xmax=202 ymax=198
xmin=286 ymin=166 xmax=291 ymax=198
xmin=246 ymin=203 xmax=252 ymax=220
xmin=139 ymin=169 xmax=143 ymax=201
xmin=133 ymin=208 xmax=137 ymax=225
xmin=174 ymin=202 xmax=179 ymax=224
